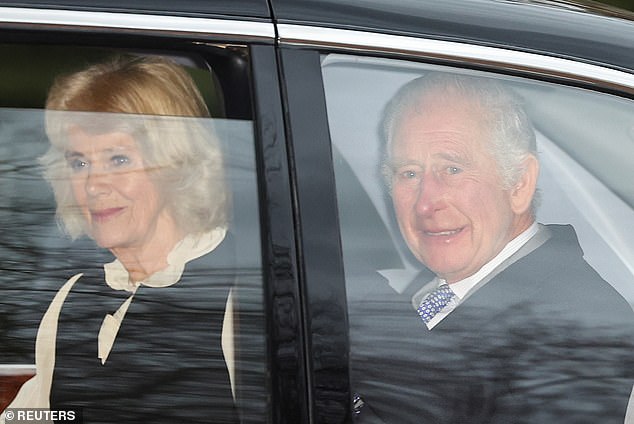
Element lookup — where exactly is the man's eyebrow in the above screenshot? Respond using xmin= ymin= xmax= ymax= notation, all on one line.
xmin=387 ymin=158 xmax=421 ymax=169
xmin=389 ymin=151 xmax=470 ymax=166
xmin=435 ymin=151 xmax=470 ymax=164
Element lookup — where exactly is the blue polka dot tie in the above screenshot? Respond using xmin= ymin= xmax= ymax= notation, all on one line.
xmin=417 ymin=284 xmax=456 ymax=324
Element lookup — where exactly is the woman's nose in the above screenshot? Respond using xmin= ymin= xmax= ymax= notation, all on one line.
xmin=85 ymin=169 xmax=111 ymax=196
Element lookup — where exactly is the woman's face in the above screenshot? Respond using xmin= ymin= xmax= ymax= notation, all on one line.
xmin=66 ymin=127 xmax=176 ymax=253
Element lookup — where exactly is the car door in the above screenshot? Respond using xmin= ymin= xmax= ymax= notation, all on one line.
xmin=0 ymin=3 xmax=315 ymax=423
xmin=274 ymin=1 xmax=634 ymax=423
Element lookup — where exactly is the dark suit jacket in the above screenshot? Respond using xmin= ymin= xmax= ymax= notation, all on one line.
xmin=50 ymin=237 xmax=238 ymax=424
xmin=350 ymin=224 xmax=634 ymax=423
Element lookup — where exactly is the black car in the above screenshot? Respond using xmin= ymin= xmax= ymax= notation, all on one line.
xmin=1 ymin=0 xmax=634 ymax=423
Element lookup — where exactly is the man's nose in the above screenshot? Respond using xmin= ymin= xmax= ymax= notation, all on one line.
xmin=414 ymin=172 xmax=445 ymax=216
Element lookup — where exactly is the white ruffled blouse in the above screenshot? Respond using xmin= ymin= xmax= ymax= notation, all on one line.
xmin=98 ymin=227 xmax=226 ymax=364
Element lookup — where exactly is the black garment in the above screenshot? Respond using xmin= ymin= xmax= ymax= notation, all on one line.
xmin=50 ymin=237 xmax=238 ymax=424
xmin=350 ymin=225 xmax=634 ymax=423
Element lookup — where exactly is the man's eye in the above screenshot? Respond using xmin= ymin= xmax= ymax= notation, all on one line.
xmin=397 ymin=169 xmax=419 ymax=180
xmin=446 ymin=166 xmax=462 ymax=175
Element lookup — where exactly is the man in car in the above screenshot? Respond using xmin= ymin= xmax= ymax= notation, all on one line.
xmin=350 ymin=72 xmax=634 ymax=423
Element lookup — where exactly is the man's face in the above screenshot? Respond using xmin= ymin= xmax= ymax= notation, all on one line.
xmin=389 ymin=92 xmax=525 ymax=283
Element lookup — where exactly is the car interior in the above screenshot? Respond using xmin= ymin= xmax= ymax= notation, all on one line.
xmin=321 ymin=53 xmax=634 ymax=303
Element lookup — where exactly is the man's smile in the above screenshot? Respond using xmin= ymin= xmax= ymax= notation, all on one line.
xmin=423 ymin=227 xmax=464 ymax=237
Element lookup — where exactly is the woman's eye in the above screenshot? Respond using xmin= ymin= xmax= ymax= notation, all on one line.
xmin=111 ymin=155 xmax=130 ymax=166
xmin=68 ymin=158 xmax=88 ymax=171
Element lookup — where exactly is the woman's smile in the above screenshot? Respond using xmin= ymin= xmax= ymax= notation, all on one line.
xmin=90 ymin=207 xmax=125 ymax=222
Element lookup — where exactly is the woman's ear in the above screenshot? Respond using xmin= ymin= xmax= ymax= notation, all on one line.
xmin=511 ymin=154 xmax=539 ymax=215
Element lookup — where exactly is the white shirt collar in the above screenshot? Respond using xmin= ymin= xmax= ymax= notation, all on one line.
xmin=104 ymin=227 xmax=227 ymax=292
xmin=417 ymin=222 xmax=539 ymax=330
xmin=438 ymin=221 xmax=539 ymax=300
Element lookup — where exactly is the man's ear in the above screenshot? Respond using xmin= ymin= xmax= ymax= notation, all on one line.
xmin=511 ymin=154 xmax=539 ymax=215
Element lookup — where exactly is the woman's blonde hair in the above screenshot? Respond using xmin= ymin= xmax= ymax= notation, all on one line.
xmin=41 ymin=55 xmax=228 ymax=239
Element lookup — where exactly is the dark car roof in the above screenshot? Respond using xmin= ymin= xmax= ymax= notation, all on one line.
xmin=0 ymin=0 xmax=271 ymax=20
xmin=4 ymin=0 xmax=634 ymax=72
xmin=271 ymin=0 xmax=634 ymax=72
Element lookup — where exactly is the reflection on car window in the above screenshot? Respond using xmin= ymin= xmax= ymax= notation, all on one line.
xmin=321 ymin=54 xmax=634 ymax=423
xmin=0 ymin=50 xmax=266 ymax=423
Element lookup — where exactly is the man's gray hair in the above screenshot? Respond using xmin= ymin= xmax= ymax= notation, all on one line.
xmin=382 ymin=72 xmax=537 ymax=195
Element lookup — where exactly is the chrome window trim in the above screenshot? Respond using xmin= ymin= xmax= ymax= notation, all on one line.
xmin=0 ymin=6 xmax=275 ymax=40
xmin=278 ymin=24 xmax=634 ymax=94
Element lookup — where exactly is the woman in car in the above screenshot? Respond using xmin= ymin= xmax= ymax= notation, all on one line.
xmin=6 ymin=55 xmax=238 ymax=423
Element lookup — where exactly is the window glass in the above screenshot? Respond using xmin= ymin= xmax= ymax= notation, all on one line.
xmin=0 ymin=45 xmax=266 ymax=423
xmin=322 ymin=53 xmax=634 ymax=422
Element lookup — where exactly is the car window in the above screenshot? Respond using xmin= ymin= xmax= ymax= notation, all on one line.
xmin=321 ymin=53 xmax=634 ymax=422
xmin=0 ymin=44 xmax=267 ymax=423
